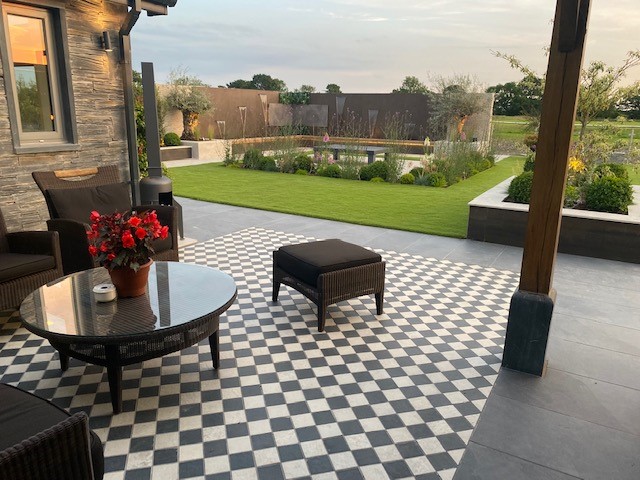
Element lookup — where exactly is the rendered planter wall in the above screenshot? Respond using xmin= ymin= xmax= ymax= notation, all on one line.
xmin=467 ymin=178 xmax=640 ymax=264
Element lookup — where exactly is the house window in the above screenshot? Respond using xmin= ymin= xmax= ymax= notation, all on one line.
xmin=1 ymin=3 xmax=77 ymax=151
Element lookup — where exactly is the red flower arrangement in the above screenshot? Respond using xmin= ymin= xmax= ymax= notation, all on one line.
xmin=86 ymin=210 xmax=169 ymax=271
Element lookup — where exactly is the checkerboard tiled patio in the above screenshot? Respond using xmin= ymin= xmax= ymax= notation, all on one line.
xmin=0 ymin=227 xmax=519 ymax=479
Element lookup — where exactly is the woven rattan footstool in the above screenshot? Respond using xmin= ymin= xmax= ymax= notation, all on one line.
xmin=272 ymin=239 xmax=386 ymax=331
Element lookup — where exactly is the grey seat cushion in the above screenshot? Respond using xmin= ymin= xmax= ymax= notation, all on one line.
xmin=275 ymin=239 xmax=382 ymax=286
xmin=47 ymin=182 xmax=132 ymax=223
xmin=0 ymin=253 xmax=55 ymax=282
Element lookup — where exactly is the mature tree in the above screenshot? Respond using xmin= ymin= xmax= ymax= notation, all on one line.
xmin=430 ymin=74 xmax=484 ymax=139
xmin=495 ymin=50 xmax=640 ymax=138
xmin=165 ymin=68 xmax=212 ymax=141
xmin=486 ymin=74 xmax=543 ymax=116
xmin=393 ymin=76 xmax=430 ymax=95
xmin=296 ymin=84 xmax=316 ymax=93
xmin=326 ymin=83 xmax=342 ymax=93
xmin=617 ymin=85 xmax=640 ymax=119
xmin=226 ymin=74 xmax=287 ymax=91
xmin=226 ymin=79 xmax=253 ymax=89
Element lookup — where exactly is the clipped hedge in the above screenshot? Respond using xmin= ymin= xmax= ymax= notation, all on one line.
xmin=400 ymin=173 xmax=415 ymax=184
xmin=508 ymin=171 xmax=534 ymax=204
xmin=360 ymin=161 xmax=389 ymax=181
xmin=585 ymin=176 xmax=633 ymax=214
xmin=163 ymin=132 xmax=181 ymax=146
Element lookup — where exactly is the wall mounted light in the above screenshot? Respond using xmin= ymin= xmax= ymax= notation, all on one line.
xmin=101 ymin=31 xmax=113 ymax=52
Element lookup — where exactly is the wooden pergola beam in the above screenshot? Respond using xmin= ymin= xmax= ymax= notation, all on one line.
xmin=502 ymin=0 xmax=591 ymax=376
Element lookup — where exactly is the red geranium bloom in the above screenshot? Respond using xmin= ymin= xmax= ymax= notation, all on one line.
xmin=87 ymin=209 xmax=168 ymax=271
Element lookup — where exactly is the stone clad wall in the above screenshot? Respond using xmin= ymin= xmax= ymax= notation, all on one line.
xmin=0 ymin=0 xmax=129 ymax=231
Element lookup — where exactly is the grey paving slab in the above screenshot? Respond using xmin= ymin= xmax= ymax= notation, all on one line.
xmin=470 ymin=393 xmax=640 ymax=480
xmin=362 ymin=228 xmax=436 ymax=253
xmin=550 ymin=312 xmax=640 ymax=356
xmin=454 ymin=442 xmax=580 ymax=480
xmin=554 ymin=291 xmax=640 ymax=330
xmin=546 ymin=337 xmax=640 ymax=390
xmin=398 ymin=234 xmax=463 ymax=261
xmin=493 ymin=368 xmax=640 ymax=436
xmin=444 ymin=240 xmax=509 ymax=269
xmin=488 ymin=244 xmax=523 ymax=271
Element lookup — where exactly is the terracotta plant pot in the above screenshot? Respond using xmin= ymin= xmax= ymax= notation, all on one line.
xmin=108 ymin=259 xmax=153 ymax=298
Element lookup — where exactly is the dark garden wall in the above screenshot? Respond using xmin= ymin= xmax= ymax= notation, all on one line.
xmin=0 ymin=0 xmax=130 ymax=231
xmin=163 ymin=87 xmax=280 ymax=140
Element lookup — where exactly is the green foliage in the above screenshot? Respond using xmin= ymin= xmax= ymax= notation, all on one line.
xmin=326 ymin=83 xmax=342 ymax=93
xmin=430 ymin=75 xmax=484 ymax=140
xmin=294 ymin=154 xmax=314 ymax=173
xmin=359 ymin=161 xmax=389 ymax=181
xmin=392 ymin=76 xmax=430 ymax=95
xmin=585 ymin=176 xmax=633 ymax=213
xmin=223 ymin=141 xmax=237 ymax=167
xmin=227 ymin=73 xmax=287 ymax=91
xmin=295 ymin=169 xmax=308 ymax=175
xmin=564 ymin=185 xmax=580 ymax=208
xmin=163 ymin=132 xmax=181 ymax=146
xmin=508 ymin=171 xmax=534 ymax=204
xmin=486 ymin=74 xmax=543 ymax=116
xmin=242 ymin=148 xmax=264 ymax=170
xmin=317 ymin=164 xmax=341 ymax=178
xmin=432 ymin=142 xmax=493 ymax=185
xmin=400 ymin=173 xmax=415 ymax=184
xmin=523 ymin=153 xmax=536 ymax=172
xmin=410 ymin=167 xmax=427 ymax=178
xmin=280 ymin=91 xmax=310 ymax=105
xmin=593 ymin=163 xmax=628 ymax=180
xmin=426 ymin=172 xmax=448 ymax=187
xmin=370 ymin=177 xmax=385 ymax=183
xmin=259 ymin=156 xmax=278 ymax=172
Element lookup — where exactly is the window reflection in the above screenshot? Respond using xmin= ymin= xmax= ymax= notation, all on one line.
xmin=7 ymin=13 xmax=55 ymax=133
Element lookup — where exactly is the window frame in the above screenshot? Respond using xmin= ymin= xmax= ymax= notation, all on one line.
xmin=0 ymin=1 xmax=78 ymax=153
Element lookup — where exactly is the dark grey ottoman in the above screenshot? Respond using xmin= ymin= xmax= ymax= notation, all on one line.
xmin=272 ymin=239 xmax=386 ymax=331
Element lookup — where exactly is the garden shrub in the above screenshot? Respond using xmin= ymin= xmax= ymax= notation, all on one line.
xmin=414 ymin=175 xmax=431 ymax=186
xmin=359 ymin=161 xmax=388 ymax=181
xmin=295 ymin=169 xmax=308 ymax=175
xmin=508 ymin=171 xmax=534 ymax=204
xmin=163 ymin=132 xmax=181 ymax=146
xmin=317 ymin=164 xmax=341 ymax=178
xmin=243 ymin=148 xmax=263 ymax=170
xmin=564 ymin=185 xmax=580 ymax=208
xmin=410 ymin=167 xmax=426 ymax=178
xmin=259 ymin=156 xmax=278 ymax=172
xmin=400 ymin=173 xmax=415 ymax=184
xmin=336 ymin=157 xmax=361 ymax=180
xmin=294 ymin=154 xmax=314 ymax=173
xmin=432 ymin=142 xmax=491 ymax=185
xmin=584 ymin=176 xmax=633 ymax=214
xmin=523 ymin=153 xmax=535 ymax=172
xmin=426 ymin=172 xmax=448 ymax=187
xmin=370 ymin=177 xmax=385 ymax=183
xmin=594 ymin=163 xmax=628 ymax=180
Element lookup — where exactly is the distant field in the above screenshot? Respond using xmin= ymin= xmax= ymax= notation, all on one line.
xmin=492 ymin=115 xmax=640 ymax=146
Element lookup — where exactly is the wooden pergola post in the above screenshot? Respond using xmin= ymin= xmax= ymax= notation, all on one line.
xmin=502 ymin=0 xmax=591 ymax=376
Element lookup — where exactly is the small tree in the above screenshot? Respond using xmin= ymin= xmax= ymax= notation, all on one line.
xmin=393 ymin=75 xmax=430 ymax=95
xmin=429 ymin=74 xmax=484 ymax=140
xmin=296 ymin=84 xmax=316 ymax=93
xmin=494 ymin=50 xmax=640 ymax=138
xmin=326 ymin=83 xmax=342 ymax=93
xmin=165 ymin=68 xmax=212 ymax=141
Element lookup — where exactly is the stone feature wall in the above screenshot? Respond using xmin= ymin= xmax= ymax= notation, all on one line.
xmin=0 ymin=1 xmax=129 ymax=231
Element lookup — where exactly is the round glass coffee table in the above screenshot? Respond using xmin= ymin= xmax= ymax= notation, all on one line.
xmin=19 ymin=261 xmax=237 ymax=414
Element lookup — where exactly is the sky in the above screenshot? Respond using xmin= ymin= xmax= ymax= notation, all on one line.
xmin=131 ymin=0 xmax=640 ymax=93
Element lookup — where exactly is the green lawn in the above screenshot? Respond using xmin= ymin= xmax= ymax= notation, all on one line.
xmin=492 ymin=115 xmax=640 ymax=145
xmin=171 ymin=157 xmax=524 ymax=238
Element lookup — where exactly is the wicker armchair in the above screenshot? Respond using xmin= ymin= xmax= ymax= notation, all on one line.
xmin=0 ymin=208 xmax=63 ymax=310
xmin=32 ymin=165 xmax=179 ymax=275
xmin=0 ymin=384 xmax=104 ymax=480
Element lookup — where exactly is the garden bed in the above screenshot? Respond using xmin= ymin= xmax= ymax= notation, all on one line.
xmin=467 ymin=178 xmax=640 ymax=263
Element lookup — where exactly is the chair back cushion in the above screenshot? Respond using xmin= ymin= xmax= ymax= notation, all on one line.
xmin=0 ymin=253 xmax=56 ymax=283
xmin=47 ymin=183 xmax=132 ymax=223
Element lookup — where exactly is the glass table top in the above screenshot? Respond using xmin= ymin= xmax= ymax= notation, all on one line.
xmin=19 ymin=262 xmax=237 ymax=338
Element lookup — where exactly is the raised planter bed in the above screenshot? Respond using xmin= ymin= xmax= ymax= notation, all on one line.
xmin=467 ymin=178 xmax=640 ymax=264
xmin=160 ymin=145 xmax=192 ymax=162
